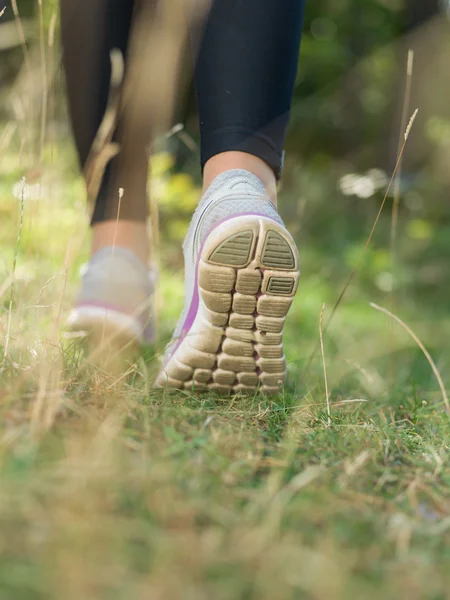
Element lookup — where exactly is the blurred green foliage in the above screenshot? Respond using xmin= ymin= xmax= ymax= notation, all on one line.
xmin=1 ymin=0 xmax=449 ymax=337
xmin=0 ymin=9 xmax=449 ymax=594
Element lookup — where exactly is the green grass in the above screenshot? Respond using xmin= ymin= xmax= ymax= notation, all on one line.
xmin=1 ymin=144 xmax=449 ymax=600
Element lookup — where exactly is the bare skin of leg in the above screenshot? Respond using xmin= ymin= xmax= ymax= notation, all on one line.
xmin=90 ymin=152 xmax=274 ymax=265
xmin=203 ymin=151 xmax=278 ymax=206
xmin=91 ymin=221 xmax=150 ymax=265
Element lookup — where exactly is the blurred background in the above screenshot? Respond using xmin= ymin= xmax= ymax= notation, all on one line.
xmin=1 ymin=3 xmax=450 ymax=598
xmin=1 ymin=0 xmax=450 ymax=395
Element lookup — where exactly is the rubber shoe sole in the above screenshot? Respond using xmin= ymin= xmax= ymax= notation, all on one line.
xmin=155 ymin=215 xmax=300 ymax=394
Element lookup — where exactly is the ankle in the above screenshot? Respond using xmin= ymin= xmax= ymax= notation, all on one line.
xmin=203 ymin=152 xmax=277 ymax=206
xmin=91 ymin=220 xmax=150 ymax=265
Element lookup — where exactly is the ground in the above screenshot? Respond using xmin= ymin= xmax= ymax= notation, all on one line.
xmin=0 ymin=144 xmax=449 ymax=600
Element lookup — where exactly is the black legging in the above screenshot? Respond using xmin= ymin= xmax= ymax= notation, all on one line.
xmin=60 ymin=0 xmax=305 ymax=223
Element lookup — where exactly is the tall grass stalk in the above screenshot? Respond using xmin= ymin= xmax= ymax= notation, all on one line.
xmin=390 ymin=50 xmax=414 ymax=259
xmin=11 ymin=0 xmax=31 ymax=74
xmin=3 ymin=177 xmax=25 ymax=365
xmin=102 ymin=186 xmax=124 ymax=347
xmin=319 ymin=304 xmax=331 ymax=426
xmin=48 ymin=11 xmax=57 ymax=162
xmin=37 ymin=0 xmax=48 ymax=161
xmin=387 ymin=50 xmax=414 ymax=385
xmin=305 ymin=108 xmax=419 ymax=370
xmin=370 ymin=302 xmax=450 ymax=415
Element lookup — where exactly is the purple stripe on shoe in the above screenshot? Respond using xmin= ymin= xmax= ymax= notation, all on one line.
xmin=76 ymin=300 xmax=136 ymax=316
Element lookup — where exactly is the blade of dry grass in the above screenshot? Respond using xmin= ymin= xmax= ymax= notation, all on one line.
xmin=390 ymin=50 xmax=414 ymax=258
xmin=370 ymin=302 xmax=449 ymax=415
xmin=102 ymin=186 xmax=124 ymax=348
xmin=84 ymin=50 xmax=123 ymax=218
xmin=388 ymin=51 xmax=414 ymax=385
xmin=48 ymin=11 xmax=57 ymax=162
xmin=3 ymin=177 xmax=25 ymax=366
xmin=37 ymin=0 xmax=48 ymax=161
xmin=10 ymin=0 xmax=31 ymax=74
xmin=305 ymin=109 xmax=419 ymax=371
xmin=319 ymin=304 xmax=331 ymax=426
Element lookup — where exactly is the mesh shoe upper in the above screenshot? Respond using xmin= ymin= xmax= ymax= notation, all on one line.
xmin=73 ymin=246 xmax=156 ymax=342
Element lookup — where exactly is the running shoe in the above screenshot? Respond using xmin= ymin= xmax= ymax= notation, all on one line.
xmin=155 ymin=169 xmax=300 ymax=394
xmin=67 ymin=246 xmax=156 ymax=346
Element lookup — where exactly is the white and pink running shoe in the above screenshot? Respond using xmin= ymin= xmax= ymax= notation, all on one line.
xmin=155 ymin=170 xmax=300 ymax=394
xmin=67 ymin=247 xmax=156 ymax=346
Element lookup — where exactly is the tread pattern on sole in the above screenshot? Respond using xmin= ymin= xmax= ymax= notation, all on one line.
xmin=209 ymin=231 xmax=254 ymax=266
xmin=267 ymin=276 xmax=295 ymax=296
xmin=157 ymin=219 xmax=299 ymax=394
xmin=261 ymin=231 xmax=296 ymax=270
